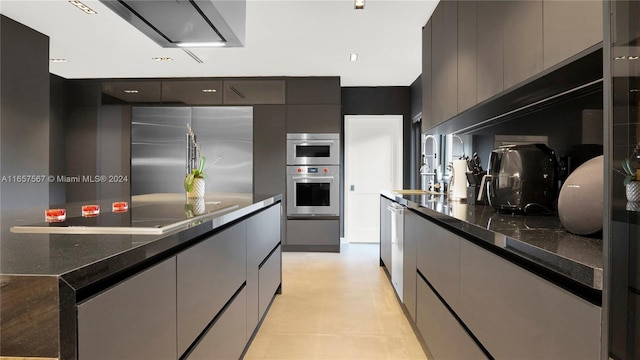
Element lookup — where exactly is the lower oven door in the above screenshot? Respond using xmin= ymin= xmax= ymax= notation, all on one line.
xmin=287 ymin=166 xmax=339 ymax=217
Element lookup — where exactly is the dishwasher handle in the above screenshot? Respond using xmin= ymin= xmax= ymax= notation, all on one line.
xmin=386 ymin=203 xmax=405 ymax=215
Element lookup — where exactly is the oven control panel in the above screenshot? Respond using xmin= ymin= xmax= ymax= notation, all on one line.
xmin=295 ymin=167 xmax=331 ymax=174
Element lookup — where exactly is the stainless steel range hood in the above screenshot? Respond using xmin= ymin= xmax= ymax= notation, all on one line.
xmin=99 ymin=0 xmax=245 ymax=48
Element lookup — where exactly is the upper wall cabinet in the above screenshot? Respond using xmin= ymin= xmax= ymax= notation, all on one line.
xmin=421 ymin=19 xmax=433 ymax=132
xmin=285 ymin=105 xmax=341 ymax=133
xmin=286 ymin=77 xmax=340 ymax=104
xmin=457 ymin=1 xmax=477 ymax=113
xmin=161 ymin=80 xmax=222 ymax=105
xmin=423 ymin=0 xmax=603 ymax=129
xmin=503 ymin=0 xmax=543 ymax=90
xmin=222 ymin=80 xmax=286 ymax=105
xmin=102 ymin=81 xmax=162 ymax=103
xmin=543 ymin=0 xmax=603 ymax=69
xmin=476 ymin=1 xmax=504 ymax=104
xmin=431 ymin=0 xmax=458 ymax=125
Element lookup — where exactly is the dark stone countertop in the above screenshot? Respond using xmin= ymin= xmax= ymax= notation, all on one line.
xmin=381 ymin=190 xmax=603 ymax=298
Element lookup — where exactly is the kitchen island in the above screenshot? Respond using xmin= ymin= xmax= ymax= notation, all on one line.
xmin=0 ymin=193 xmax=282 ymax=360
xmin=381 ymin=190 xmax=602 ymax=359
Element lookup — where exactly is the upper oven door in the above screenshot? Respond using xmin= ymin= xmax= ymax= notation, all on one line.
xmin=286 ymin=133 xmax=340 ymax=165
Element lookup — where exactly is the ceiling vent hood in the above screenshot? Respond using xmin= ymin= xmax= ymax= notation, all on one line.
xmin=99 ymin=0 xmax=245 ymax=48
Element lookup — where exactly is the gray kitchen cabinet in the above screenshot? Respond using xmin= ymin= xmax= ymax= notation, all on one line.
xmin=186 ymin=287 xmax=247 ymax=360
xmin=503 ymin=0 xmax=543 ymax=90
xmin=431 ymin=0 xmax=458 ymax=124
xmin=77 ymin=257 xmax=177 ymax=360
xmin=259 ymin=244 xmax=282 ymax=319
xmin=285 ymin=219 xmax=340 ymax=252
xmin=416 ymin=277 xmax=487 ymax=360
xmin=101 ymin=80 xmax=162 ymax=103
xmin=416 ymin=215 xmax=461 ymax=311
xmin=161 ymin=80 xmax=223 ymax=105
xmin=177 ymin=222 xmax=247 ymax=356
xmin=247 ymin=204 xmax=282 ymax=337
xmin=543 ymin=0 xmax=603 ymax=69
xmin=421 ymin=19 xmax=433 ymax=131
xmin=285 ymin=104 xmax=341 ymax=133
xmin=286 ymin=77 xmax=341 ymax=104
xmin=457 ymin=1 xmax=477 ymax=113
xmin=223 ymin=79 xmax=286 ymax=105
xmin=458 ymin=240 xmax=601 ymax=359
xmin=403 ymin=210 xmax=419 ymax=322
xmin=380 ymin=196 xmax=392 ymax=271
xmin=476 ymin=1 xmax=504 ymax=103
xmin=253 ymin=106 xmax=286 ymax=192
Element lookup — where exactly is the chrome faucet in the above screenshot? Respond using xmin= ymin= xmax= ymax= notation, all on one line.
xmin=452 ymin=134 xmax=465 ymax=159
xmin=421 ymin=134 xmax=438 ymax=190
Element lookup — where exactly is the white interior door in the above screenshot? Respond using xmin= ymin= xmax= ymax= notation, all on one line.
xmin=345 ymin=115 xmax=403 ymax=243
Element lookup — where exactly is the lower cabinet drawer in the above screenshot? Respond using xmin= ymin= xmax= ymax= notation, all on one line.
xmin=416 ymin=276 xmax=487 ymax=360
xmin=458 ymin=240 xmax=601 ymax=359
xmin=186 ymin=286 xmax=248 ymax=360
xmin=177 ymin=223 xmax=247 ymax=355
xmin=77 ymin=258 xmax=177 ymax=360
xmin=259 ymin=245 xmax=281 ymax=319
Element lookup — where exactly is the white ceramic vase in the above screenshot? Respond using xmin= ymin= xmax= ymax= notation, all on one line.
xmin=187 ymin=177 xmax=205 ymax=199
xmin=187 ymin=197 xmax=206 ymax=215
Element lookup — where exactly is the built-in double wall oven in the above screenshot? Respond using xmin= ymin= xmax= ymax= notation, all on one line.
xmin=286 ymin=133 xmax=340 ymax=217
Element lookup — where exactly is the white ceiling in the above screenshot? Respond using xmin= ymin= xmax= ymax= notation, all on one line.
xmin=0 ymin=0 xmax=438 ymax=87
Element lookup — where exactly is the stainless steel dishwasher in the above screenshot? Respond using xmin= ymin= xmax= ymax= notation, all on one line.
xmin=387 ymin=202 xmax=405 ymax=302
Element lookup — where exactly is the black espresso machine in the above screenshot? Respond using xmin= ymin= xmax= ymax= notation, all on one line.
xmin=478 ymin=144 xmax=559 ymax=214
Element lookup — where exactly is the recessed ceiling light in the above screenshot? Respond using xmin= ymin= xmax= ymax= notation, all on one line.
xmin=354 ymin=0 xmax=365 ymax=10
xmin=630 ymin=56 xmax=640 ymax=60
xmin=202 ymin=89 xmax=217 ymax=93
xmin=176 ymin=42 xmax=226 ymax=48
xmin=152 ymin=57 xmax=173 ymax=62
xmin=615 ymin=56 xmax=627 ymax=60
xmin=50 ymin=58 xmax=69 ymax=63
xmin=68 ymin=0 xmax=97 ymax=14
xmin=350 ymin=53 xmax=359 ymax=62
xmin=123 ymin=90 xmax=139 ymax=94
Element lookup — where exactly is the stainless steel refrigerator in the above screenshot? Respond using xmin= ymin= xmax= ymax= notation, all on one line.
xmin=131 ymin=106 xmax=253 ymax=195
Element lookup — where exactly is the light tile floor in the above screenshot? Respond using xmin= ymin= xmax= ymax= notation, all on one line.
xmin=244 ymin=243 xmax=429 ymax=360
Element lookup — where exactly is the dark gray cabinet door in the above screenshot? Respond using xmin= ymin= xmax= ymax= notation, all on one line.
xmin=543 ymin=0 xmax=603 ymax=69
xmin=476 ymin=1 xmax=504 ymax=103
xmin=253 ymin=105 xmax=286 ymax=197
xmin=457 ymin=1 xmax=477 ymax=113
xmin=379 ymin=196 xmax=392 ymax=271
xmin=286 ymin=219 xmax=339 ymax=250
xmin=286 ymin=77 xmax=341 ymax=104
xmin=259 ymin=245 xmax=282 ymax=319
xmin=186 ymin=287 xmax=247 ymax=360
xmin=223 ymin=80 xmax=286 ymax=105
xmin=77 ymin=258 xmax=177 ymax=360
xmin=416 ymin=277 xmax=487 ymax=360
xmin=161 ymin=80 xmax=223 ymax=105
xmin=458 ymin=240 xmax=601 ymax=359
xmin=415 ymin=216 xmax=460 ymax=310
xmin=431 ymin=0 xmax=458 ymax=124
xmin=421 ymin=20 xmax=433 ymax=132
xmin=177 ymin=223 xmax=247 ymax=356
xmin=503 ymin=0 xmax=543 ymax=90
xmin=247 ymin=204 xmax=281 ymax=337
xmin=285 ymin=104 xmax=341 ymax=133
xmin=403 ymin=210 xmax=419 ymax=322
